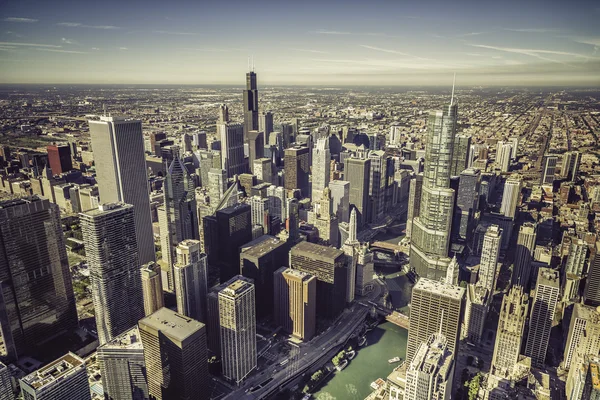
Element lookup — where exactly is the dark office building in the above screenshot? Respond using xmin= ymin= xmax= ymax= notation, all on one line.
xmin=290 ymin=241 xmax=348 ymax=319
xmin=240 ymin=236 xmax=289 ymax=319
xmin=243 ymin=71 xmax=259 ymax=139
xmin=150 ymin=132 xmax=167 ymax=156
xmin=284 ymin=146 xmax=310 ymax=198
xmin=47 ymin=145 xmax=72 ymax=175
xmin=452 ymin=168 xmax=480 ymax=244
xmin=584 ymin=241 xmax=600 ymax=307
xmin=345 ymin=157 xmax=371 ymax=227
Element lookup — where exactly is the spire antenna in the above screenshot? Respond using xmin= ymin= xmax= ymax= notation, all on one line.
xmin=450 ymin=73 xmax=456 ymax=106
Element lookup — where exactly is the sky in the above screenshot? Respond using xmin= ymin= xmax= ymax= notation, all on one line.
xmin=0 ymin=0 xmax=599 ymax=86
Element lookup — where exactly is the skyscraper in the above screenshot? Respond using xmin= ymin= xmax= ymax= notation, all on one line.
xmin=290 ymin=241 xmax=348 ymax=318
xmin=212 ymin=203 xmax=252 ymax=282
xmin=0 ymin=362 xmax=12 ymax=400
xmin=97 ymin=326 xmax=149 ymax=400
xmin=80 ymin=203 xmax=144 ymax=345
xmin=208 ymin=168 xmax=227 ymax=206
xmin=563 ymin=304 xmax=600 ymax=371
xmin=0 ymin=197 xmax=77 ymax=360
xmin=218 ymin=105 xmax=246 ymax=178
xmin=141 ymin=262 xmax=164 ymax=316
xmin=345 ymin=156 xmax=371 ymax=227
xmin=450 ymin=134 xmax=471 ymax=177
xmin=404 ymin=333 xmax=455 ymax=400
xmin=139 ymin=307 xmax=209 ymax=400
xmin=250 ymin=195 xmax=270 ymax=234
xmin=491 ymin=286 xmax=528 ymax=377
xmin=267 ymin=185 xmax=286 ymax=221
xmin=284 ymin=146 xmax=310 ymax=197
xmin=512 ymin=222 xmax=537 ymax=289
xmin=368 ymin=150 xmax=387 ymax=222
xmin=329 ymin=180 xmax=350 ymax=224
xmin=500 ymin=175 xmax=522 ymax=219
xmin=20 ymin=353 xmax=90 ymax=400
xmin=273 ymin=267 xmax=317 ymax=341
xmin=562 ymin=151 xmax=582 ymax=182
xmin=463 ymin=284 xmax=489 ymax=344
xmin=253 ymin=157 xmax=273 ymax=184
xmin=46 ymin=144 xmax=72 ymax=175
xmin=259 ymin=111 xmax=274 ymax=145
xmin=406 ymin=278 xmax=465 ymax=363
xmin=219 ymin=276 xmax=257 ymax=385
xmin=312 ymin=137 xmax=331 ymax=200
xmin=452 ymin=167 xmax=480 ymax=243
xmin=246 ymin=130 xmax=264 ymax=172
xmin=478 ymin=224 xmax=502 ymax=294
xmin=409 ymin=95 xmax=457 ymax=280
xmin=524 ymin=268 xmax=560 ymax=368
xmin=497 ymin=142 xmax=512 ymax=173
xmin=584 ymin=242 xmax=600 ymax=306
xmin=89 ymin=116 xmax=155 ymax=264
xmin=174 ymin=240 xmax=208 ymax=324
xmin=406 ymin=173 xmax=423 ymax=239
xmin=243 ymin=69 xmax=259 ymax=139
xmin=541 ymin=154 xmax=558 ymax=185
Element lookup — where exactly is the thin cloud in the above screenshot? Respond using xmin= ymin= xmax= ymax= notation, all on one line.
xmin=61 ymin=38 xmax=77 ymax=45
xmin=36 ymin=48 xmax=87 ymax=54
xmin=312 ymin=29 xmax=351 ymax=35
xmin=360 ymin=44 xmax=411 ymax=56
xmin=91 ymin=47 xmax=100 ymax=50
xmin=3 ymin=17 xmax=38 ymax=23
xmin=290 ymin=48 xmax=329 ymax=54
xmin=119 ymin=47 xmax=128 ymax=50
xmin=0 ymin=41 xmax=61 ymax=48
xmin=456 ymin=32 xmax=488 ymax=37
xmin=470 ymin=43 xmax=596 ymax=60
xmin=5 ymin=31 xmax=24 ymax=38
xmin=57 ymin=22 xmax=120 ymax=30
xmin=153 ymin=30 xmax=196 ymax=35
xmin=180 ymin=47 xmax=231 ymax=52
xmin=569 ymin=36 xmax=600 ymax=47
xmin=504 ymin=28 xmax=559 ymax=33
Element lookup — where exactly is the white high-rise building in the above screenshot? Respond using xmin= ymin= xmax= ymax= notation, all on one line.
xmin=174 ymin=240 xmax=208 ymax=324
xmin=500 ymin=175 xmax=522 ymax=219
xmin=267 ymin=185 xmax=286 ymax=221
xmin=20 ymin=353 xmax=90 ymax=400
xmin=329 ymin=180 xmax=350 ymax=224
xmin=312 ymin=137 xmax=331 ymax=200
xmin=496 ymin=142 xmax=512 ymax=172
xmin=478 ymin=225 xmax=502 ymax=294
xmin=88 ymin=116 xmax=155 ymax=264
xmin=208 ymin=168 xmax=227 ymax=206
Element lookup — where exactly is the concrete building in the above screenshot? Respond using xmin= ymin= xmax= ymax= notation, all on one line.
xmin=141 ymin=262 xmax=164 ymax=316
xmin=284 ymin=146 xmax=310 ymax=198
xmin=563 ymin=304 xmax=600 ymax=371
xmin=407 ymin=278 xmax=465 ymax=363
xmin=0 ymin=197 xmax=77 ymax=360
xmin=19 ymin=353 xmax=90 ymax=400
xmin=345 ymin=156 xmax=371 ymax=227
xmin=500 ymin=175 xmax=522 ymax=219
xmin=525 ymin=268 xmax=560 ymax=368
xmin=463 ymin=284 xmax=489 ymax=344
xmin=497 ymin=142 xmax=512 ymax=172
xmin=585 ymin=242 xmax=600 ymax=307
xmin=562 ymin=151 xmax=582 ymax=182
xmin=406 ymin=173 xmax=423 ymax=239
xmin=478 ymin=224 xmax=502 ymax=294
xmin=450 ymin=134 xmax=471 ymax=177
xmin=273 ymin=267 xmax=317 ymax=341
xmin=80 ymin=203 xmax=144 ymax=345
xmin=250 ymin=196 xmax=270 ymax=235
xmin=312 ymin=137 xmax=331 ymax=200
xmin=541 ymin=155 xmax=558 ymax=186
xmin=491 ymin=286 xmax=529 ymax=377
xmin=89 ymin=116 xmax=155 ymax=264
xmin=512 ymin=222 xmax=537 ymax=290
xmin=97 ymin=326 xmax=148 ymax=400
xmin=259 ymin=111 xmax=273 ymax=144
xmin=46 ymin=145 xmax=72 ymax=175
xmin=218 ymin=276 xmax=257 ymax=385
xmin=174 ymin=240 xmax=208 ymax=324
xmin=218 ymin=105 xmax=246 ymax=178
xmin=0 ymin=362 xmax=13 ymax=400
xmin=266 ymin=185 xmax=286 ymax=222
xmin=253 ymin=157 xmax=272 ymax=184
xmin=329 ymin=180 xmax=350 ymax=224
xmin=139 ymin=308 xmax=209 ymax=400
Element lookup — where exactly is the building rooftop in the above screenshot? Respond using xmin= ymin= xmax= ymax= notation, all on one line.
xmin=21 ymin=352 xmax=85 ymax=390
xmin=536 ymin=268 xmax=559 ymax=288
xmin=99 ymin=326 xmax=144 ymax=350
xmin=241 ymin=236 xmax=285 ymax=258
xmin=291 ymin=241 xmax=344 ymax=261
xmin=283 ymin=268 xmax=315 ymax=281
xmin=220 ymin=276 xmax=254 ymax=298
xmin=82 ymin=202 xmax=132 ymax=217
xmin=139 ymin=307 xmax=205 ymax=342
xmin=414 ymin=278 xmax=465 ymax=300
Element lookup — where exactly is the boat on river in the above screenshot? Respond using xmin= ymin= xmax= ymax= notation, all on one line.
xmin=388 ymin=357 xmax=401 ymax=364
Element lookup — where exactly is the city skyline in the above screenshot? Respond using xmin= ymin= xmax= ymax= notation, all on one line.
xmin=0 ymin=0 xmax=599 ymax=85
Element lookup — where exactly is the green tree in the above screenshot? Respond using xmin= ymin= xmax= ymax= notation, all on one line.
xmin=464 ymin=373 xmax=482 ymax=400
xmin=311 ymin=370 xmax=323 ymax=382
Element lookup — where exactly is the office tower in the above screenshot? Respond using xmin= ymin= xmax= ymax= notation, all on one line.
xmin=46 ymin=145 xmax=72 ymax=174
xmin=329 ymin=180 xmax=350 ymax=224
xmin=290 ymin=241 xmax=348 ymax=318
xmin=259 ymin=111 xmax=274 ymax=144
xmin=582 ymin=359 xmax=600 ymax=399
xmin=312 ymin=138 xmax=331 ymax=200
xmin=97 ymin=326 xmax=148 ymax=400
xmin=19 ymin=353 xmax=90 ymax=400
xmin=404 ymin=333 xmax=455 ymax=400
xmin=368 ymin=150 xmax=387 ymax=222
xmin=253 ymin=157 xmax=273 ymax=184
xmin=406 ymin=173 xmax=423 ymax=239
xmin=562 ymin=151 xmax=582 ymax=182
xmin=407 ymin=278 xmax=464 ymax=363
xmin=314 ymin=188 xmax=338 ymax=247
xmin=409 ymin=92 xmax=457 ymax=280
xmin=1 ymin=198 xmax=77 ymax=361
xmin=160 ymin=155 xmax=198 ymax=291
xmin=512 ymin=222 xmax=537 ymax=289
xmin=247 ymin=130 xmax=264 ymax=172
xmin=250 ymin=196 xmax=270 ymax=234
xmin=150 ymin=132 xmax=167 ymax=156
xmin=497 ymin=142 xmax=512 ymax=172
xmin=453 ymin=168 xmax=480 ymax=243
xmin=584 ymin=242 xmax=600 ymax=306
xmin=80 ymin=203 xmax=144 ymax=345
xmin=345 ymin=157 xmax=371 ymax=227
xmin=218 ymin=276 xmax=257 ymax=385
xmin=286 ymin=198 xmax=299 ymax=242
xmin=174 ymin=240 xmax=208 ymax=324
xmin=141 ymin=262 xmax=164 ymax=316
xmin=450 ymin=134 xmax=471 ymax=176
xmin=89 ymin=116 xmax=154 ymax=264
xmin=267 ymin=185 xmax=286 ymax=221
xmin=500 ymin=175 xmax=522 ymax=219
xmin=541 ymin=154 xmax=558 ymax=185
xmin=478 ymin=225 xmax=502 ymax=294
xmin=0 ymin=362 xmax=12 ymax=400
xmin=139 ymin=308 xmax=209 ymax=400
xmin=240 ymin=236 xmax=288 ymax=319
xmin=563 ymin=304 xmax=600 ymax=371
xmin=508 ymin=136 xmax=519 ymax=159
xmin=463 ymin=284 xmax=489 ymax=344
xmin=208 ymin=168 xmax=227 ymax=206
xmin=243 ymin=69 xmax=259 ymax=139
xmin=217 ymin=105 xmax=246 ymax=178
xmin=445 ymin=256 xmax=459 ymax=286
xmin=491 ymin=286 xmax=528 ymax=377
xmin=284 ymin=146 xmax=310 ymax=197
xmin=564 ymin=239 xmax=589 ymax=302
xmin=524 ymin=268 xmax=560 ymax=368
xmin=273 ymin=267 xmax=317 ymax=341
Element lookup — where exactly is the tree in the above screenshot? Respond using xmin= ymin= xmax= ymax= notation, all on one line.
xmin=464 ymin=373 xmax=482 ymax=400
xmin=311 ymin=370 xmax=323 ymax=382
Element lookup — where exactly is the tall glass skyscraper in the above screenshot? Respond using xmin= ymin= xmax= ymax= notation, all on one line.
xmin=243 ymin=70 xmax=259 ymax=140
xmin=0 ymin=197 xmax=77 ymax=360
xmin=409 ymin=98 xmax=458 ymax=280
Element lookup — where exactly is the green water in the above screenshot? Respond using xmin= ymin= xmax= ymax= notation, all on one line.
xmin=313 ymin=322 xmax=408 ymax=400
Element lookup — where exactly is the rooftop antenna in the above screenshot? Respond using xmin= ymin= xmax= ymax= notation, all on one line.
xmin=450 ymin=73 xmax=456 ymax=106
xmin=252 ymin=56 xmax=255 ymax=72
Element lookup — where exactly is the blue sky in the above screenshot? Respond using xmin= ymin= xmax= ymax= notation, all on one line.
xmin=1 ymin=0 xmax=599 ymax=85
